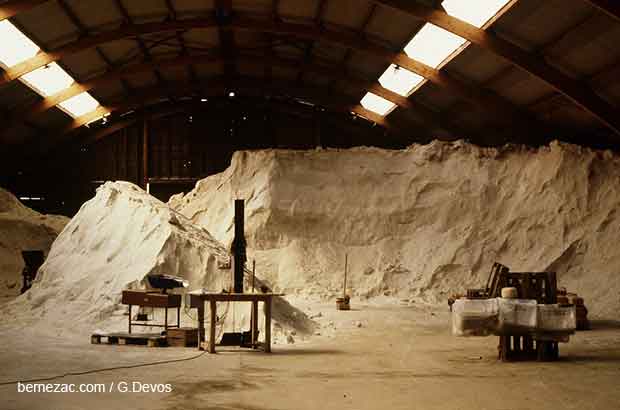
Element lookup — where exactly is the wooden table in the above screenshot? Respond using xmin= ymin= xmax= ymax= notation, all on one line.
xmin=188 ymin=292 xmax=279 ymax=353
xmin=121 ymin=290 xmax=181 ymax=334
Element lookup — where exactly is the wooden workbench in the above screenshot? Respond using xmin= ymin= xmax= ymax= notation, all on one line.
xmin=188 ymin=292 xmax=280 ymax=353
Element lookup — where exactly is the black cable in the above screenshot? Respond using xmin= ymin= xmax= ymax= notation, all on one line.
xmin=0 ymin=350 xmax=208 ymax=387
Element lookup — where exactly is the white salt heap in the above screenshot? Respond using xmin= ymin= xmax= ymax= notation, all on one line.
xmin=2 ymin=181 xmax=315 ymax=337
xmin=170 ymin=140 xmax=620 ymax=317
xmin=0 ymin=187 xmax=68 ymax=302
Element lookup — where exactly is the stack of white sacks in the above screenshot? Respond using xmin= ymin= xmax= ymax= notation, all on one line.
xmin=452 ymin=288 xmax=576 ymax=339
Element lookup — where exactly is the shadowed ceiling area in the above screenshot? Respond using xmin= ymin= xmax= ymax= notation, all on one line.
xmin=0 ymin=0 xmax=619 ymax=213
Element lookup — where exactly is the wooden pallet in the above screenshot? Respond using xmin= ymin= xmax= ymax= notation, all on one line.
xmin=494 ymin=271 xmax=560 ymax=362
xmin=91 ymin=332 xmax=167 ymax=347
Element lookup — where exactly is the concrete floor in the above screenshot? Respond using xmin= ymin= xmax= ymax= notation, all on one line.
xmin=1 ymin=303 xmax=619 ymax=410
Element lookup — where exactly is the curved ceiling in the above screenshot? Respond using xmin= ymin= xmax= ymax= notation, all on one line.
xmin=0 ymin=0 xmax=619 ymax=152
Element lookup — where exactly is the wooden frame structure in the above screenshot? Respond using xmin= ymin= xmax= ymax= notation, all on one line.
xmin=492 ymin=271 xmax=560 ymax=362
xmin=189 ymin=292 xmax=278 ymax=354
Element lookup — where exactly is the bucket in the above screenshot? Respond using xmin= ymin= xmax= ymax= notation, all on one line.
xmin=336 ymin=296 xmax=350 ymax=311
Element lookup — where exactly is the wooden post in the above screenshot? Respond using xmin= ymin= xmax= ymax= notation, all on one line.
xmin=343 ymin=253 xmax=348 ymax=298
xmin=264 ymin=297 xmax=272 ymax=353
xmin=164 ymin=307 xmax=168 ymax=333
xmin=251 ymin=300 xmax=258 ymax=348
xmin=142 ymin=116 xmax=149 ymax=189
xmin=197 ymin=301 xmax=205 ymax=350
xmin=209 ymin=300 xmax=217 ymax=353
xmin=252 ymin=259 xmax=256 ymax=292
xmin=128 ymin=304 xmax=132 ymax=334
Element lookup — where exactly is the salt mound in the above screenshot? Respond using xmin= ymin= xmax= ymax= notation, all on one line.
xmin=0 ymin=187 xmax=69 ymax=302
xmin=3 ymin=181 xmax=316 ymax=337
xmin=170 ymin=140 xmax=620 ymax=317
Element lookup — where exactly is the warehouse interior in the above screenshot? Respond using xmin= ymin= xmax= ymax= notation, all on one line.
xmin=1 ymin=1 xmax=620 ymax=409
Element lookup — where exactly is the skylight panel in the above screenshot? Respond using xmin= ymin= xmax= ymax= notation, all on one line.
xmin=59 ymin=92 xmax=101 ymax=118
xmin=442 ymin=0 xmax=513 ymax=28
xmin=404 ymin=23 xmax=467 ymax=68
xmin=378 ymin=64 xmax=424 ymax=97
xmin=0 ymin=20 xmax=40 ymax=68
xmin=21 ymin=63 xmax=74 ymax=96
xmin=360 ymin=92 xmax=397 ymax=116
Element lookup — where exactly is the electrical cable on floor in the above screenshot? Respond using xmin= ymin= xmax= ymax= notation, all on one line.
xmin=0 ymin=349 xmax=208 ymax=387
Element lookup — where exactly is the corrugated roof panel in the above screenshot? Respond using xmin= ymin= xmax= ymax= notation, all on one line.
xmin=183 ymin=28 xmax=219 ymax=51
xmin=0 ymin=81 xmax=40 ymax=110
xmin=444 ymin=45 xmax=511 ymax=84
xmin=365 ymin=6 xmax=422 ymax=48
xmin=278 ymin=0 xmax=318 ymax=20
xmin=123 ymin=0 xmax=169 ymax=23
xmin=175 ymin=0 xmax=215 ymax=16
xmin=494 ymin=0 xmax=592 ymax=49
xmin=64 ymin=0 xmax=120 ymax=31
xmin=413 ymin=81 xmax=460 ymax=110
xmin=347 ymin=51 xmax=388 ymax=80
xmin=97 ymin=40 xmax=141 ymax=65
xmin=556 ymin=24 xmax=620 ymax=78
xmin=90 ymin=81 xmax=126 ymax=103
xmin=125 ymin=72 xmax=158 ymax=89
xmin=61 ymin=48 xmax=109 ymax=81
xmin=490 ymin=70 xmax=555 ymax=105
xmin=193 ymin=62 xmax=222 ymax=78
xmin=32 ymin=106 xmax=74 ymax=129
xmin=322 ymin=0 xmax=374 ymax=31
xmin=233 ymin=0 xmax=272 ymax=15
xmin=312 ymin=41 xmax=347 ymax=62
xmin=12 ymin=2 xmax=77 ymax=50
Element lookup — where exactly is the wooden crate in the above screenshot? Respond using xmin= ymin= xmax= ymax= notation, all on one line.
xmin=167 ymin=327 xmax=200 ymax=347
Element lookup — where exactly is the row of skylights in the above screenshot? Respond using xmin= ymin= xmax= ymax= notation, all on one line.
xmin=0 ymin=20 xmax=104 ymax=120
xmin=360 ymin=0 xmax=514 ymax=118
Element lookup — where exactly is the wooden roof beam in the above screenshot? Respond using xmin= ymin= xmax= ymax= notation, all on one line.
xmin=0 ymin=14 xmax=530 ymax=133
xmin=27 ymin=75 xmax=398 ymax=156
xmin=584 ymin=0 xmax=620 ymax=22
xmin=375 ymin=0 xmax=620 ymax=137
xmin=4 ymin=52 xmax=469 ymax=139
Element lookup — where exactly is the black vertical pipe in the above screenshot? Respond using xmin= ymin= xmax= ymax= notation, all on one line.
xmin=232 ymin=199 xmax=246 ymax=293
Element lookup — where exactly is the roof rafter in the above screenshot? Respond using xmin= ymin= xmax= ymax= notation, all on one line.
xmin=374 ymin=0 xmax=620 ymax=137
xmin=27 ymin=74 xmax=402 ymax=156
xmin=112 ymin=0 xmax=168 ymax=89
xmin=4 ymin=52 xmax=469 ymax=138
xmin=584 ymin=0 xmax=620 ymax=22
xmin=0 ymin=13 xmax=535 ymax=133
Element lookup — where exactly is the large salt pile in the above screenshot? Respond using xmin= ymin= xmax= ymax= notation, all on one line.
xmin=2 ymin=181 xmax=315 ymax=337
xmin=170 ymin=140 xmax=620 ymax=317
xmin=0 ymin=187 xmax=69 ymax=302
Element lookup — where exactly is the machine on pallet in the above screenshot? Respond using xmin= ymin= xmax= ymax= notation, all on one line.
xmin=451 ymin=262 xmax=578 ymax=362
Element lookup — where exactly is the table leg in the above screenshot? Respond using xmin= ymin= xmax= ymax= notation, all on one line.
xmin=164 ymin=307 xmax=168 ymax=333
xmin=264 ymin=298 xmax=272 ymax=353
xmin=197 ymin=302 xmax=205 ymax=351
xmin=177 ymin=306 xmax=180 ymax=328
xmin=128 ymin=304 xmax=132 ymax=334
xmin=251 ymin=300 xmax=258 ymax=348
xmin=209 ymin=300 xmax=217 ymax=353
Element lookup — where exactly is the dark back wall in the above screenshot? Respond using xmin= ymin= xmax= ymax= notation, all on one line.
xmin=3 ymin=98 xmax=403 ymax=217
